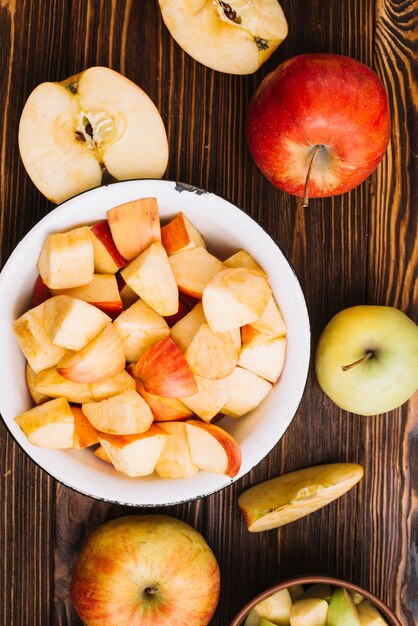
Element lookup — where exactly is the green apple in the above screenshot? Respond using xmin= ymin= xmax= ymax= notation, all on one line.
xmin=290 ymin=598 xmax=328 ymax=626
xmin=327 ymin=589 xmax=361 ymax=626
xmin=315 ymin=306 xmax=418 ymax=416
xmin=245 ymin=609 xmax=262 ymax=626
xmin=357 ymin=601 xmax=389 ymax=625
xmin=254 ymin=588 xmax=292 ymax=625
xmin=351 ymin=593 xmax=365 ymax=606
xmin=260 ymin=619 xmax=279 ymax=626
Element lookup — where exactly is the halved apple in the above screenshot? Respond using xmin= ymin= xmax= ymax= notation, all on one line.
xmin=203 ymin=267 xmax=271 ymax=332
xmin=224 ymin=249 xmax=267 ymax=277
xmin=161 ymin=212 xmax=206 ymax=256
xmin=90 ymin=220 xmax=127 ymax=274
xmin=170 ymin=302 xmax=206 ymax=352
xmin=107 ymin=198 xmax=161 ymax=261
xmin=82 ymin=390 xmax=154 ymax=435
xmin=185 ymin=420 xmax=241 ymax=478
xmin=15 ymin=397 xmax=75 ymax=449
xmin=37 ymin=226 xmax=94 ymax=289
xmin=155 ymin=422 xmax=199 ymax=478
xmin=238 ymin=336 xmax=286 ymax=383
xmin=169 ymin=247 xmax=225 ymax=298
xmin=25 ymin=362 xmax=51 ymax=405
xmin=57 ymin=323 xmax=125 ymax=383
xmin=52 ymin=274 xmax=123 ymax=319
xmin=222 ymin=366 xmax=272 ymax=417
xmin=99 ymin=425 xmax=169 ymax=477
xmin=184 ymin=323 xmax=239 ymax=379
xmin=113 ymin=299 xmax=170 ymax=362
xmin=120 ymin=242 xmax=178 ymax=316
xmin=90 ymin=370 xmax=136 ymax=401
xmin=72 ymin=406 xmax=100 ymax=449
xmin=18 ymin=66 xmax=168 ymax=203
xmin=181 ymin=375 xmax=230 ymax=422
xmin=134 ymin=378 xmax=193 ymax=422
xmin=34 ymin=367 xmax=95 ymax=403
xmin=158 ymin=0 xmax=288 ymax=75
xmin=241 ymin=296 xmax=286 ymax=347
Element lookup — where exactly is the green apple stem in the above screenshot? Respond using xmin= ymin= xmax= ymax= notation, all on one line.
xmin=342 ymin=351 xmax=374 ymax=372
xmin=302 ymin=145 xmax=320 ymax=208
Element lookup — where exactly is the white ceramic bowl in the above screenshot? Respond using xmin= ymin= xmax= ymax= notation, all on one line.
xmin=0 ymin=179 xmax=310 ymax=506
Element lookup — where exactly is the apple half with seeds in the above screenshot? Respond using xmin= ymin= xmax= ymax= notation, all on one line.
xmin=18 ymin=66 xmax=168 ymax=203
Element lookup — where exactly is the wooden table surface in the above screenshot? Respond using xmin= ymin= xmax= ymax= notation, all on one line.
xmin=1 ymin=1 xmax=417 ymax=625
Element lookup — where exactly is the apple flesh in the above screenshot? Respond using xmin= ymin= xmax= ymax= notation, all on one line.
xmin=254 ymin=588 xmax=292 ymax=624
xmin=185 ymin=420 xmax=241 ymax=478
xmin=184 ymin=323 xmax=239 ymax=379
xmin=113 ymin=299 xmax=170 ymax=362
xmin=82 ymin=390 xmax=154 ymax=435
xmin=72 ymin=406 xmax=100 ymax=449
xmin=315 ymin=306 xmax=418 ymax=415
xmin=169 ymin=247 xmax=225 ymax=298
xmin=134 ymin=378 xmax=193 ymax=422
xmin=37 ymin=226 xmax=94 ymax=289
xmin=15 ymin=397 xmax=75 ymax=448
xmin=170 ymin=301 xmax=206 ymax=352
xmin=53 ymin=274 xmax=123 ymax=319
xmin=155 ymin=422 xmax=199 ymax=478
xmin=90 ymin=220 xmax=127 ymax=274
xmin=161 ymin=211 xmax=206 ymax=256
xmin=247 ymin=54 xmax=390 ymax=202
xmin=107 ymin=198 xmax=161 ymax=261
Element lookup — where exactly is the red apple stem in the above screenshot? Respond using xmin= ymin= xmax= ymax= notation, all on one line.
xmin=302 ymin=145 xmax=320 ymax=208
xmin=342 ymin=351 xmax=374 ymax=372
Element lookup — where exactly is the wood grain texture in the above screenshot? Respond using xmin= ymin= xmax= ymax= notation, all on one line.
xmin=0 ymin=0 xmax=416 ymax=625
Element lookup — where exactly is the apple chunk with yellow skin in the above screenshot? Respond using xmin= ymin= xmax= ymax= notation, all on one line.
xmin=238 ymin=463 xmax=364 ymax=531
xmin=181 ymin=375 xmax=230 ymax=422
xmin=203 ymin=267 xmax=271 ymax=332
xmin=15 ymin=397 xmax=75 ymax=448
xmin=185 ymin=420 xmax=241 ymax=478
xmin=134 ymin=378 xmax=193 ymax=422
xmin=90 ymin=220 xmax=127 ymax=274
xmin=357 ymin=600 xmax=389 ymax=625
xmin=113 ymin=299 xmax=170 ymax=362
xmin=290 ymin=598 xmax=328 ymax=626
xmin=155 ymin=422 xmax=199 ymax=478
xmin=185 ymin=323 xmax=239 ymax=379
xmin=169 ymin=247 xmax=225 ymax=298
xmin=107 ymin=198 xmax=161 ymax=261
xmin=254 ymin=588 xmax=292 ymax=625
xmin=170 ymin=301 xmax=206 ymax=352
xmin=72 ymin=406 xmax=100 ymax=449
xmin=52 ymin=274 xmax=123 ymax=319
xmin=161 ymin=212 xmax=206 ymax=256
xmin=37 ymin=226 xmax=94 ymax=289
xmin=239 ymin=336 xmax=286 ymax=383
xmin=121 ymin=242 xmax=178 ymax=316
xmin=82 ymin=390 xmax=154 ymax=435
xmin=158 ymin=0 xmax=288 ymax=75
xmin=222 ymin=366 xmax=272 ymax=417
xmin=18 ymin=66 xmax=168 ymax=204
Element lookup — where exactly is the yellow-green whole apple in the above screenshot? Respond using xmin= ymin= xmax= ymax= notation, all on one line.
xmin=315 ymin=306 xmax=418 ymax=416
xmin=70 ymin=515 xmax=220 ymax=626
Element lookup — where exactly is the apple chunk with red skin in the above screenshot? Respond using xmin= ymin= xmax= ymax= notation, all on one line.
xmin=161 ymin=212 xmax=206 ymax=256
xmin=186 ymin=420 xmax=241 ymax=478
xmin=133 ymin=377 xmax=193 ymax=422
xmin=32 ymin=275 xmax=52 ymax=307
xmin=107 ymin=197 xmax=161 ymax=261
xmin=72 ymin=406 xmax=100 ymax=449
xmin=90 ymin=220 xmax=127 ymax=274
xmin=247 ymin=54 xmax=391 ymax=202
xmin=70 ymin=515 xmax=220 ymax=626
xmin=155 ymin=422 xmax=199 ymax=478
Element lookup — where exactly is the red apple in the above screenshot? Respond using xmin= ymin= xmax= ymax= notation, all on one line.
xmin=70 ymin=515 xmax=220 ymax=626
xmin=247 ymin=54 xmax=390 ymax=204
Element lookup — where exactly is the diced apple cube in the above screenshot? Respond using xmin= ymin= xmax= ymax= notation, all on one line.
xmin=90 ymin=220 xmax=127 ymax=274
xmin=72 ymin=406 xmax=100 ymax=449
xmin=182 ymin=375 xmax=229 ymax=422
xmin=169 ymin=247 xmax=225 ymax=298
xmin=34 ymin=367 xmax=95 ymax=403
xmin=107 ymin=198 xmax=161 ymax=260
xmin=224 ymin=250 xmax=267 ymax=277
xmin=25 ymin=362 xmax=51 ymax=405
xmin=82 ymin=390 xmax=153 ymax=435
xmin=120 ymin=242 xmax=178 ymax=316
xmin=52 ymin=274 xmax=123 ymax=319
xmin=170 ymin=302 xmax=206 ymax=352
xmin=241 ymin=296 xmax=286 ymax=347
xmin=37 ymin=226 xmax=94 ymax=289
xmin=161 ymin=212 xmax=206 ymax=256
xmin=90 ymin=370 xmax=136 ymax=401
xmin=203 ymin=267 xmax=271 ymax=333
xmin=185 ymin=420 xmax=241 ymax=478
xmin=15 ymin=397 xmax=74 ymax=449
xmin=239 ymin=337 xmax=286 ymax=383
xmin=13 ymin=303 xmax=67 ymax=373
xmin=185 ymin=323 xmax=239 ymax=379
xmin=222 ymin=367 xmax=273 ymax=417
xmin=134 ymin=378 xmax=193 ymax=422
xmin=99 ymin=425 xmax=169 ymax=477
xmin=155 ymin=422 xmax=199 ymax=478
xmin=113 ymin=299 xmax=170 ymax=362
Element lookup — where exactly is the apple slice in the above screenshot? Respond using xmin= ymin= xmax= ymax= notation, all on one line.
xmin=116 ymin=275 xmax=139 ymax=309
xmin=90 ymin=220 xmax=127 ymax=274
xmin=32 ymin=275 xmax=51 ymax=307
xmin=203 ymin=267 xmax=271 ymax=332
xmin=57 ymin=323 xmax=125 ymax=383
xmin=255 ymin=588 xmax=292 ymax=625
xmin=239 ymin=336 xmax=286 ymax=383
xmin=135 ymin=336 xmax=198 ymax=398
xmin=184 ymin=323 xmax=239 ymax=379
xmin=13 ymin=303 xmax=67 ymax=373
xmin=82 ymin=390 xmax=154 ymax=435
xmin=25 ymin=362 xmax=51 ymax=405
xmin=113 ymin=299 xmax=170 ymax=362
xmin=52 ymin=274 xmax=123 ymax=319
xmin=134 ymin=378 xmax=193 ymax=422
xmin=241 ymin=296 xmax=286 ymax=347
xmin=120 ymin=242 xmax=178 ymax=316
xmin=93 ymin=445 xmax=113 ymax=464
xmin=181 ymin=375 xmax=229 ymax=422
xmin=107 ymin=198 xmax=161 ymax=260
xmin=222 ymin=367 xmax=273 ymax=417
xmin=43 ymin=295 xmax=110 ymax=351
xmin=37 ymin=226 xmax=94 ymax=289
xmin=90 ymin=370 xmax=136 ymax=401
xmin=18 ymin=66 xmax=168 ymax=204
xmin=170 ymin=302 xmax=206 ymax=352
xmin=15 ymin=397 xmax=74 ymax=448
xmin=99 ymin=425 xmax=169 ymax=477
xmin=34 ymin=367 xmax=95 ymax=403
xmin=155 ymin=422 xmax=199 ymax=478
xmin=169 ymin=247 xmax=225 ymax=298
xmin=161 ymin=212 xmax=206 ymax=256
xmin=185 ymin=420 xmax=241 ymax=478
xmin=224 ymin=250 xmax=267 ymax=277
xmin=72 ymin=406 xmax=100 ymax=449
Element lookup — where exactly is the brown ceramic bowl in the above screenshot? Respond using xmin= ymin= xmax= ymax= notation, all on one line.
xmin=230 ymin=575 xmax=403 ymax=626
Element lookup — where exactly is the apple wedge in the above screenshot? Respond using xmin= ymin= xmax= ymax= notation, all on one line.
xmin=34 ymin=367 xmax=95 ymax=403
xmin=13 ymin=303 xmax=67 ymax=373
xmin=170 ymin=302 xmax=206 ymax=352
xmin=43 ymin=295 xmax=111 ymax=350
xmin=222 ymin=367 xmax=273 ymax=417
xmin=203 ymin=267 xmax=271 ymax=332
xmin=134 ymin=379 xmax=193 ymax=422
xmin=90 ymin=220 xmax=127 ymax=274
xmin=113 ymin=299 xmax=170 ymax=362
xmin=255 ymin=588 xmax=292 ymax=625
xmin=134 ymin=336 xmax=198 ymax=398
xmin=32 ymin=275 xmax=51 ymax=307
xmin=25 ymin=362 xmax=51 ymax=405
xmin=224 ymin=250 xmax=267 ymax=277
xmin=99 ymin=425 xmax=169 ymax=477
xmin=155 ymin=422 xmax=199 ymax=478
xmin=184 ymin=323 xmax=239 ymax=379
xmin=90 ymin=370 xmax=136 ymax=401
xmin=18 ymin=66 xmax=168 ymax=204
xmin=82 ymin=390 xmax=154 ymax=435
xmin=107 ymin=198 xmax=161 ymax=261
xmin=185 ymin=420 xmax=241 ymax=478
xmin=161 ymin=212 xmax=206 ymax=256
xmin=52 ymin=274 xmax=123 ymax=318
xmin=169 ymin=247 xmax=225 ymax=298
xmin=238 ymin=336 xmax=286 ymax=383
xmin=181 ymin=375 xmax=230 ymax=422
xmin=37 ymin=227 xmax=94 ymax=289
xmin=93 ymin=445 xmax=113 ymax=464
xmin=158 ymin=0 xmax=288 ymax=75
xmin=72 ymin=406 xmax=100 ymax=449
xmin=57 ymin=323 xmax=125 ymax=383
xmin=120 ymin=242 xmax=178 ymax=316
xmin=241 ymin=296 xmax=286 ymax=347
xmin=15 ymin=397 xmax=74 ymax=449
xmin=238 ymin=463 xmax=364 ymax=532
